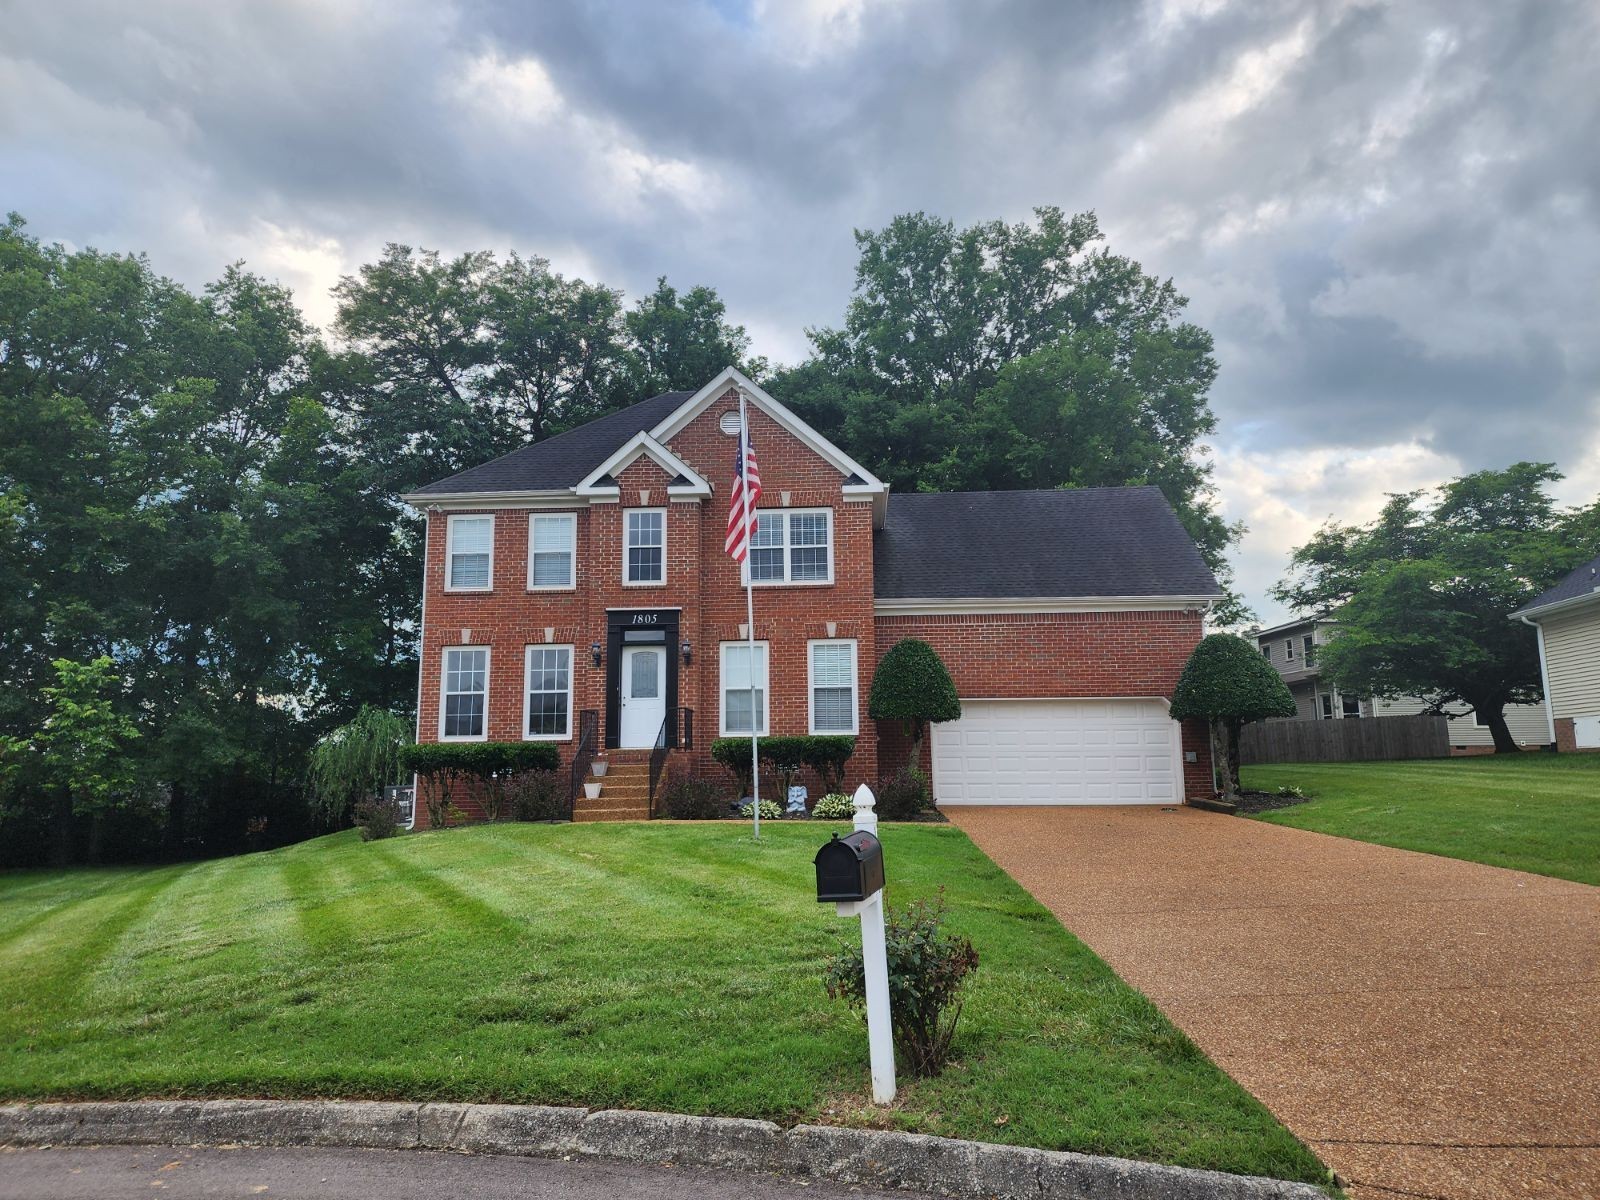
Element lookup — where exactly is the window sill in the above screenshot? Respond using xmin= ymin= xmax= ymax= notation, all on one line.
xmin=622 ymin=580 xmax=668 ymax=588
xmin=744 ymin=578 xmax=836 ymax=589
xmin=437 ymin=734 xmax=489 ymax=743
xmin=443 ymin=587 xmax=494 ymax=595
xmin=522 ymin=732 xmax=573 ymax=742
xmin=527 ymin=586 xmax=577 ymax=594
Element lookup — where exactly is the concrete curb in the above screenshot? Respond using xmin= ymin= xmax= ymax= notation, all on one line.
xmin=0 ymin=1100 xmax=1328 ymax=1200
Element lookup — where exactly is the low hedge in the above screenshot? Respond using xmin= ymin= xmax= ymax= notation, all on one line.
xmin=709 ymin=735 xmax=856 ymax=796
xmin=400 ymin=742 xmax=559 ymax=777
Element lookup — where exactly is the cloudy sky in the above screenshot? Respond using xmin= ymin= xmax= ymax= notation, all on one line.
xmin=5 ymin=0 xmax=1597 ymax=621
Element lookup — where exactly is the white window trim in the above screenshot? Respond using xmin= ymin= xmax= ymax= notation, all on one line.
xmin=741 ymin=508 xmax=835 ymax=587
xmin=445 ymin=513 xmax=495 ymax=593
xmin=522 ymin=644 xmax=574 ymax=741
xmin=807 ymin=638 xmax=859 ymax=735
xmin=622 ymin=507 xmax=668 ymax=587
xmin=1284 ymin=638 xmax=1295 ymax=661
xmin=526 ymin=512 xmax=577 ymax=591
xmin=719 ymin=640 xmax=771 ymax=737
xmin=438 ymin=645 xmax=490 ymax=742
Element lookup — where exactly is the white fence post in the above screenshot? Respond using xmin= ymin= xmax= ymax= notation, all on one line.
xmin=849 ymin=783 xmax=894 ymax=1103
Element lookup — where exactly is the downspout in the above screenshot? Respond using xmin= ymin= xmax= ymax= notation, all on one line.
xmin=1519 ymin=614 xmax=1558 ymax=747
xmin=409 ymin=508 xmax=434 ymax=828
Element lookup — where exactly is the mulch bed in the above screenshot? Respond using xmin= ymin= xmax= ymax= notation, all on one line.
xmin=1230 ymin=790 xmax=1314 ymax=815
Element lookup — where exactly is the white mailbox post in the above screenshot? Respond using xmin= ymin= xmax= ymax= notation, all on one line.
xmin=835 ymin=783 xmax=896 ymax=1104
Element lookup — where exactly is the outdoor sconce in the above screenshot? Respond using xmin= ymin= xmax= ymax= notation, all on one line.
xmin=681 ymin=640 xmax=692 ymax=665
xmin=590 ymin=642 xmax=603 ymax=668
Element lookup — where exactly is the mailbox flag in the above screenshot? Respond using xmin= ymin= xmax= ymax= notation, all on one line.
xmin=724 ymin=433 xmax=762 ymax=561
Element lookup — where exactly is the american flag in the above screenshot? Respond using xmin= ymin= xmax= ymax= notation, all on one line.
xmin=724 ymin=431 xmax=762 ymax=561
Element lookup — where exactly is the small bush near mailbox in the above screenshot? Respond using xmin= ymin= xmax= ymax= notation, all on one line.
xmin=825 ymin=890 xmax=978 ymax=1077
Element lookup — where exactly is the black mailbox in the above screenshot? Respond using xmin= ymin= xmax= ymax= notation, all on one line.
xmin=814 ymin=830 xmax=885 ymax=902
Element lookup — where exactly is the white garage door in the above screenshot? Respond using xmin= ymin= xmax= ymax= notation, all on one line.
xmin=931 ymin=699 xmax=1181 ymax=805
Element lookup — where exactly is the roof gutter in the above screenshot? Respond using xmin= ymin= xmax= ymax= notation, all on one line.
xmin=1509 ymin=586 xmax=1600 ymax=623
xmin=874 ymin=594 xmax=1223 ymax=616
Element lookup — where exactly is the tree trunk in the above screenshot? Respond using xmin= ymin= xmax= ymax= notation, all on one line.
xmin=86 ymin=810 xmax=106 ymax=865
xmin=1212 ymin=719 xmax=1242 ymax=801
xmin=1482 ymin=704 xmax=1519 ymax=754
xmin=49 ymin=787 xmax=75 ymax=867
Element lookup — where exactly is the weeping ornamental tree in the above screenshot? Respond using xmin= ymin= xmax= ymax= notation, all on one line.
xmin=307 ymin=706 xmax=413 ymax=827
xmin=1169 ymin=635 xmax=1296 ymax=801
xmin=868 ymin=639 xmax=961 ymax=772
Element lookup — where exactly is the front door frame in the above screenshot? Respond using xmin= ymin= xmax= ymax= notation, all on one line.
xmin=605 ymin=608 xmax=680 ymax=750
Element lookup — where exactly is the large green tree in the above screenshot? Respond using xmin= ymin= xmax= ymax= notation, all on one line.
xmin=1273 ymin=463 xmax=1595 ymax=753
xmin=771 ymin=207 xmax=1242 ymax=619
xmin=623 ymin=277 xmax=765 ymax=397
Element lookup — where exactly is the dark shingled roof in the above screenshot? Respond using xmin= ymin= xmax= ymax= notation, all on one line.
xmin=407 ymin=391 xmax=693 ymax=496
xmin=1512 ymin=553 xmax=1600 ymax=616
xmin=873 ymin=487 xmax=1222 ymax=600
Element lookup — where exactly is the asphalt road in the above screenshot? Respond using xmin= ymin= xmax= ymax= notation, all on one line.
xmin=0 ymin=1145 xmax=931 ymax=1200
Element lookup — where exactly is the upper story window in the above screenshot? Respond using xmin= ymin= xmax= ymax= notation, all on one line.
xmin=746 ymin=509 xmax=833 ymax=585
xmin=1284 ymin=638 xmax=1295 ymax=662
xmin=624 ymin=509 xmax=665 ymax=585
xmin=524 ymin=645 xmax=573 ymax=740
xmin=1302 ymin=634 xmax=1315 ymax=664
xmin=440 ymin=647 xmax=488 ymax=740
xmin=808 ymin=639 xmax=859 ymax=734
xmin=1260 ymin=643 xmax=1272 ymax=660
xmin=446 ymin=515 xmax=493 ymax=591
xmin=528 ymin=513 xmax=576 ymax=590
xmin=720 ymin=641 xmax=769 ymax=736
xmin=1342 ymin=694 xmax=1362 ymax=719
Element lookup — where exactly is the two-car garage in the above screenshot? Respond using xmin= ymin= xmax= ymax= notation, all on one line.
xmin=930 ymin=698 xmax=1184 ymax=805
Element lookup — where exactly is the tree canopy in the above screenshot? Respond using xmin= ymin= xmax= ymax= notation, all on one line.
xmin=772 ymin=207 xmax=1242 ymax=621
xmin=1272 ymin=463 xmax=1597 ymax=752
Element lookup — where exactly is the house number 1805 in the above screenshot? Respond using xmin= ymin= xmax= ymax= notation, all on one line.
xmin=631 ymin=614 xmax=659 ymax=625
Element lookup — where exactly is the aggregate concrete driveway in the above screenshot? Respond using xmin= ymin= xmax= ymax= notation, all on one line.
xmin=946 ymin=806 xmax=1600 ymax=1200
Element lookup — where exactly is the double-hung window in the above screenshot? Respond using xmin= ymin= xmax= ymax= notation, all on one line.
xmin=1284 ymin=638 xmax=1295 ymax=662
xmin=440 ymin=647 xmax=488 ymax=740
xmin=524 ymin=645 xmax=573 ymax=739
xmin=808 ymin=640 xmax=858 ymax=734
xmin=1302 ymin=634 xmax=1315 ymax=664
xmin=746 ymin=509 xmax=833 ymax=584
xmin=720 ymin=642 xmax=769 ymax=735
xmin=446 ymin=515 xmax=493 ymax=591
xmin=528 ymin=513 xmax=576 ymax=589
xmin=624 ymin=509 xmax=665 ymax=584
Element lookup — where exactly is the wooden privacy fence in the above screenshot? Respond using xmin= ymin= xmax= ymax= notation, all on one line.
xmin=1239 ymin=714 xmax=1450 ymax=765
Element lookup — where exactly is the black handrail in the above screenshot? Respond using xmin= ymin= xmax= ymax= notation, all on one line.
xmin=568 ymin=709 xmax=598 ymax=820
xmin=647 ymin=714 xmax=669 ymax=819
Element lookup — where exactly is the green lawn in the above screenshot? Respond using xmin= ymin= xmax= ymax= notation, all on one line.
xmin=1242 ymin=754 xmax=1600 ymax=886
xmin=0 ymin=822 xmax=1326 ymax=1184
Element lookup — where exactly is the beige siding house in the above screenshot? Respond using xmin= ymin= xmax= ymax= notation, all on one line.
xmin=1511 ymin=554 xmax=1600 ymax=751
xmin=1252 ymin=617 xmax=1551 ymax=750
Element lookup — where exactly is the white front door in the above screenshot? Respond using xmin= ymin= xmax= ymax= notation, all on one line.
xmin=931 ymin=699 xmax=1181 ymax=805
xmin=619 ymin=645 xmax=667 ymax=749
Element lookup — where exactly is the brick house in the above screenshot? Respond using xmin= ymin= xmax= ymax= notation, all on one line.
xmin=402 ymin=368 xmax=1221 ymax=824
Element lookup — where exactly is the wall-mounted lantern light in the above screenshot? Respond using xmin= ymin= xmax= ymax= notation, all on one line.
xmin=681 ymin=640 xmax=692 ymax=665
xmin=591 ymin=641 xmax=603 ymax=668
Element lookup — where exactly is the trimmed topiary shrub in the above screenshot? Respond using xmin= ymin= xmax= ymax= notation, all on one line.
xmin=869 ymin=639 xmax=960 ymax=771
xmin=711 ymin=736 xmax=761 ymax=797
xmin=811 ymin=792 xmax=854 ymax=820
xmin=1169 ymin=633 xmax=1297 ymax=800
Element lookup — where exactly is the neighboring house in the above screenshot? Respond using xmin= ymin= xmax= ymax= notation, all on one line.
xmin=401 ymin=367 xmax=1222 ymax=824
xmin=1251 ymin=617 xmax=1551 ymax=751
xmin=1511 ymin=553 xmax=1600 ymax=752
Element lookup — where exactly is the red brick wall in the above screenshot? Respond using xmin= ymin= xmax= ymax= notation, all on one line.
xmin=872 ymin=610 xmax=1215 ymax=798
xmin=414 ymin=388 xmax=880 ymax=824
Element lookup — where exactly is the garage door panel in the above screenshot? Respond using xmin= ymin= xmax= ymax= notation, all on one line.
xmin=932 ymin=699 xmax=1181 ymax=806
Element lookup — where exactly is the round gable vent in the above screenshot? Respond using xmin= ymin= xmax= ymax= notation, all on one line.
xmin=719 ymin=410 xmax=742 ymax=436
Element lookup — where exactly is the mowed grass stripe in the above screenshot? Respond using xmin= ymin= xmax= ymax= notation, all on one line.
xmin=1242 ymin=754 xmax=1600 ymax=885
xmin=0 ymin=824 xmax=1328 ymax=1184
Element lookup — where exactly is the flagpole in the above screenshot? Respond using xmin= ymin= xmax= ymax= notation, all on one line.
xmin=740 ymin=392 xmax=760 ymax=840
